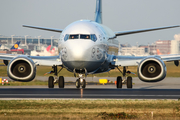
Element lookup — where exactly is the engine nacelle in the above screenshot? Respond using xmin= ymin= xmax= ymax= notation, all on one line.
xmin=7 ymin=56 xmax=36 ymax=82
xmin=137 ymin=57 xmax=166 ymax=82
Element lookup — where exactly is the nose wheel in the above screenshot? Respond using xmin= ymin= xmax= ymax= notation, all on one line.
xmin=82 ymin=79 xmax=86 ymax=88
xmin=76 ymin=78 xmax=86 ymax=88
xmin=76 ymin=79 xmax=80 ymax=88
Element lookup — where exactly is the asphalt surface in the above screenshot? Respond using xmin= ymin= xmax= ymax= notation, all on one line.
xmin=0 ymin=88 xmax=180 ymax=99
xmin=0 ymin=77 xmax=180 ymax=99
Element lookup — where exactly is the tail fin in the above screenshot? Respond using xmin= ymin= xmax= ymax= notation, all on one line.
xmin=46 ymin=45 xmax=51 ymax=52
xmin=11 ymin=41 xmax=21 ymax=49
xmin=94 ymin=0 xmax=102 ymax=24
xmin=156 ymin=49 xmax=162 ymax=55
xmin=50 ymin=48 xmax=55 ymax=55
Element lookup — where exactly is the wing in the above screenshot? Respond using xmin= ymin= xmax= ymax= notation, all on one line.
xmin=23 ymin=25 xmax=63 ymax=33
xmin=30 ymin=56 xmax=62 ymax=66
xmin=114 ymin=54 xmax=180 ymax=67
xmin=115 ymin=25 xmax=180 ymax=37
xmin=0 ymin=54 xmax=62 ymax=66
xmin=114 ymin=55 xmax=145 ymax=66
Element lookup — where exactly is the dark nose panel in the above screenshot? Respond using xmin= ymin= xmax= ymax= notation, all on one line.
xmin=63 ymin=61 xmax=102 ymax=73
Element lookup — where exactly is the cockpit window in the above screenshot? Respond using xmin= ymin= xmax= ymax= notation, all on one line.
xmin=80 ymin=34 xmax=90 ymax=39
xmin=64 ymin=34 xmax=97 ymax=42
xmin=90 ymin=34 xmax=97 ymax=42
xmin=69 ymin=34 xmax=79 ymax=39
xmin=64 ymin=34 xmax=69 ymax=41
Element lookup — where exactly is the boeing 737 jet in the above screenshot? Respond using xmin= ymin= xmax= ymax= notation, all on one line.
xmin=0 ymin=0 xmax=180 ymax=89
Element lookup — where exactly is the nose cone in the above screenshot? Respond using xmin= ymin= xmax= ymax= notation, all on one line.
xmin=66 ymin=40 xmax=93 ymax=61
xmin=61 ymin=40 xmax=103 ymax=72
xmin=70 ymin=44 xmax=85 ymax=60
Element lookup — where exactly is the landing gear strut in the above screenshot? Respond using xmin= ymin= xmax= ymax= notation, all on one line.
xmin=48 ymin=65 xmax=64 ymax=88
xmin=116 ymin=66 xmax=133 ymax=89
xmin=75 ymin=74 xmax=86 ymax=89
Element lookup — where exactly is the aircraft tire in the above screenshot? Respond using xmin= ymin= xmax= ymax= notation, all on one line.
xmin=82 ymin=79 xmax=86 ymax=88
xmin=58 ymin=76 xmax=64 ymax=88
xmin=76 ymin=79 xmax=80 ymax=88
xmin=117 ymin=76 xmax=122 ymax=88
xmin=127 ymin=76 xmax=132 ymax=89
xmin=48 ymin=76 xmax=54 ymax=88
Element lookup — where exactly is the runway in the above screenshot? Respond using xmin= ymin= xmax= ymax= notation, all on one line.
xmin=0 ymin=88 xmax=180 ymax=99
xmin=0 ymin=77 xmax=180 ymax=99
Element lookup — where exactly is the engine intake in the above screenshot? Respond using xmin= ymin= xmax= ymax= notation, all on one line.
xmin=137 ymin=57 xmax=166 ymax=82
xmin=7 ymin=56 xmax=36 ymax=82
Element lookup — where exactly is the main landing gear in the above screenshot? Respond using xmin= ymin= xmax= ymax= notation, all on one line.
xmin=48 ymin=65 xmax=64 ymax=88
xmin=75 ymin=74 xmax=86 ymax=89
xmin=116 ymin=66 xmax=133 ymax=89
xmin=47 ymin=65 xmax=87 ymax=89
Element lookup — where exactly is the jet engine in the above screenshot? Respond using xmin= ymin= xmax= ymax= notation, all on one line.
xmin=137 ymin=57 xmax=166 ymax=82
xmin=7 ymin=56 xmax=36 ymax=82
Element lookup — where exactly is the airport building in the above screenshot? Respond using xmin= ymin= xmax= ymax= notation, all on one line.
xmin=0 ymin=35 xmax=58 ymax=49
xmin=120 ymin=40 xmax=173 ymax=56
xmin=0 ymin=35 xmax=59 ymax=55
xmin=171 ymin=40 xmax=180 ymax=54
xmin=148 ymin=44 xmax=156 ymax=55
xmin=155 ymin=40 xmax=171 ymax=55
xmin=121 ymin=46 xmax=148 ymax=56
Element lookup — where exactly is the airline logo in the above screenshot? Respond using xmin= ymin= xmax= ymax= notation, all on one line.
xmin=11 ymin=41 xmax=21 ymax=49
xmin=14 ymin=44 xmax=19 ymax=49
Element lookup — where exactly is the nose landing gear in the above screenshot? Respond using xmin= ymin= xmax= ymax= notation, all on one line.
xmin=76 ymin=74 xmax=86 ymax=88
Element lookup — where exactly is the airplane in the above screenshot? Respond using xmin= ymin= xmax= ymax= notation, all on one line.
xmin=0 ymin=41 xmax=21 ymax=51
xmin=0 ymin=0 xmax=180 ymax=89
xmin=10 ymin=41 xmax=25 ymax=54
xmin=31 ymin=45 xmax=56 ymax=56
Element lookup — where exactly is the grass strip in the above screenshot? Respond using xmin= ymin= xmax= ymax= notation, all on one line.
xmin=0 ymin=100 xmax=179 ymax=120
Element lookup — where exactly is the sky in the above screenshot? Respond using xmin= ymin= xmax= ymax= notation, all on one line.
xmin=0 ymin=0 xmax=180 ymax=45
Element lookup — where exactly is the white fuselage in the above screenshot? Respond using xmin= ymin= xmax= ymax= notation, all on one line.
xmin=58 ymin=20 xmax=118 ymax=74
